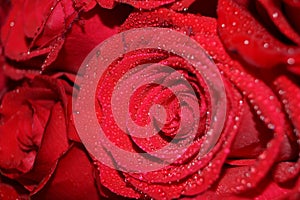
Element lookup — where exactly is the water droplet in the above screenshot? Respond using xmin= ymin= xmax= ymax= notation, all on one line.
xmin=9 ymin=21 xmax=15 ymax=27
xmin=287 ymin=58 xmax=295 ymax=65
xmin=244 ymin=40 xmax=249 ymax=45
xmin=267 ymin=123 xmax=275 ymax=130
xmin=138 ymin=174 xmax=143 ymax=180
xmin=272 ymin=12 xmax=278 ymax=18
xmin=263 ymin=43 xmax=269 ymax=48
xmin=278 ymin=90 xmax=285 ymax=95
xmin=256 ymin=110 xmax=261 ymax=115
xmin=224 ymin=148 xmax=230 ymax=154
xmin=250 ymin=167 xmax=256 ymax=173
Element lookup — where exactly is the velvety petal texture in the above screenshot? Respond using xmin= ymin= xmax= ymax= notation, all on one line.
xmin=0 ymin=76 xmax=101 ymax=199
xmin=1 ymin=0 xmax=132 ymax=74
xmin=217 ymin=0 xmax=300 ymax=74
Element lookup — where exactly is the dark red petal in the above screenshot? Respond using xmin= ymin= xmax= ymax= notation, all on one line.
xmin=119 ymin=0 xmax=176 ymax=9
xmin=272 ymin=162 xmax=299 ymax=184
xmin=182 ymin=80 xmax=243 ymax=196
xmin=125 ymin=174 xmax=183 ymax=199
xmin=49 ymin=5 xmax=132 ymax=74
xmin=272 ymin=75 xmax=300 ymax=183
xmin=284 ymin=0 xmax=300 ymax=34
xmin=23 ymin=0 xmax=53 ymax=38
xmin=2 ymin=63 xmax=42 ymax=81
xmin=31 ymin=145 xmax=100 ymax=200
xmin=32 ymin=0 xmax=72 ymax=48
xmin=96 ymin=0 xmax=116 ymax=8
xmin=22 ymin=102 xmax=69 ymax=193
xmin=98 ymin=0 xmax=176 ymax=9
xmin=217 ymin=0 xmax=300 ymax=69
xmin=0 ymin=183 xmax=22 ymax=200
xmin=0 ymin=56 xmax=7 ymax=98
xmin=210 ymin=166 xmax=296 ymax=199
xmin=228 ymin=101 xmax=274 ymax=159
xmin=218 ymin=63 xmax=286 ymax=193
xmin=0 ymin=88 xmax=56 ymax=117
xmin=1 ymin=0 xmax=100 ymax=73
xmin=0 ymin=106 xmax=35 ymax=176
xmin=95 ymin=160 xmax=141 ymax=198
xmin=0 ymin=0 xmax=10 ymax=29
xmin=120 ymin=8 xmax=241 ymax=72
xmin=27 ymin=0 xmax=82 ymax=70
xmin=170 ymin=0 xmax=196 ymax=11
xmin=274 ymin=75 xmax=300 ymax=144
xmin=257 ymin=0 xmax=300 ymax=45
xmin=1 ymin=0 xmax=34 ymax=60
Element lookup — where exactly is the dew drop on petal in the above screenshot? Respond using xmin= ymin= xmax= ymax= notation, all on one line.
xmin=272 ymin=12 xmax=278 ymax=18
xmin=263 ymin=43 xmax=269 ymax=48
xmin=287 ymin=58 xmax=295 ymax=65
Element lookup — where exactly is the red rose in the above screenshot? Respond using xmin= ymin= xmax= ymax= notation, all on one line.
xmin=217 ymin=0 xmax=300 ymax=75
xmin=0 ymin=75 xmax=101 ymax=199
xmin=1 ymin=0 xmax=131 ymax=75
xmin=86 ymin=8 xmax=299 ymax=199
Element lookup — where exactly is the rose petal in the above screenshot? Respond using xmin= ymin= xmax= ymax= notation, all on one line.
xmin=0 ymin=183 xmax=22 ymax=200
xmin=23 ymin=0 xmax=53 ymax=38
xmin=31 ymin=145 xmax=100 ymax=200
xmin=97 ymin=0 xmax=176 ymax=9
xmin=218 ymin=63 xmax=286 ymax=193
xmin=284 ymin=0 xmax=300 ymax=34
xmin=94 ymin=158 xmax=141 ymax=198
xmin=22 ymin=102 xmax=69 ymax=193
xmin=0 ymin=106 xmax=35 ymax=175
xmin=1 ymin=0 xmax=33 ymax=60
xmin=256 ymin=0 xmax=300 ymax=45
xmin=205 ymin=166 xmax=297 ymax=199
xmin=217 ymin=0 xmax=300 ymax=69
xmin=170 ymin=0 xmax=196 ymax=11
xmin=49 ymin=5 xmax=132 ymax=73
xmin=228 ymin=102 xmax=273 ymax=159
